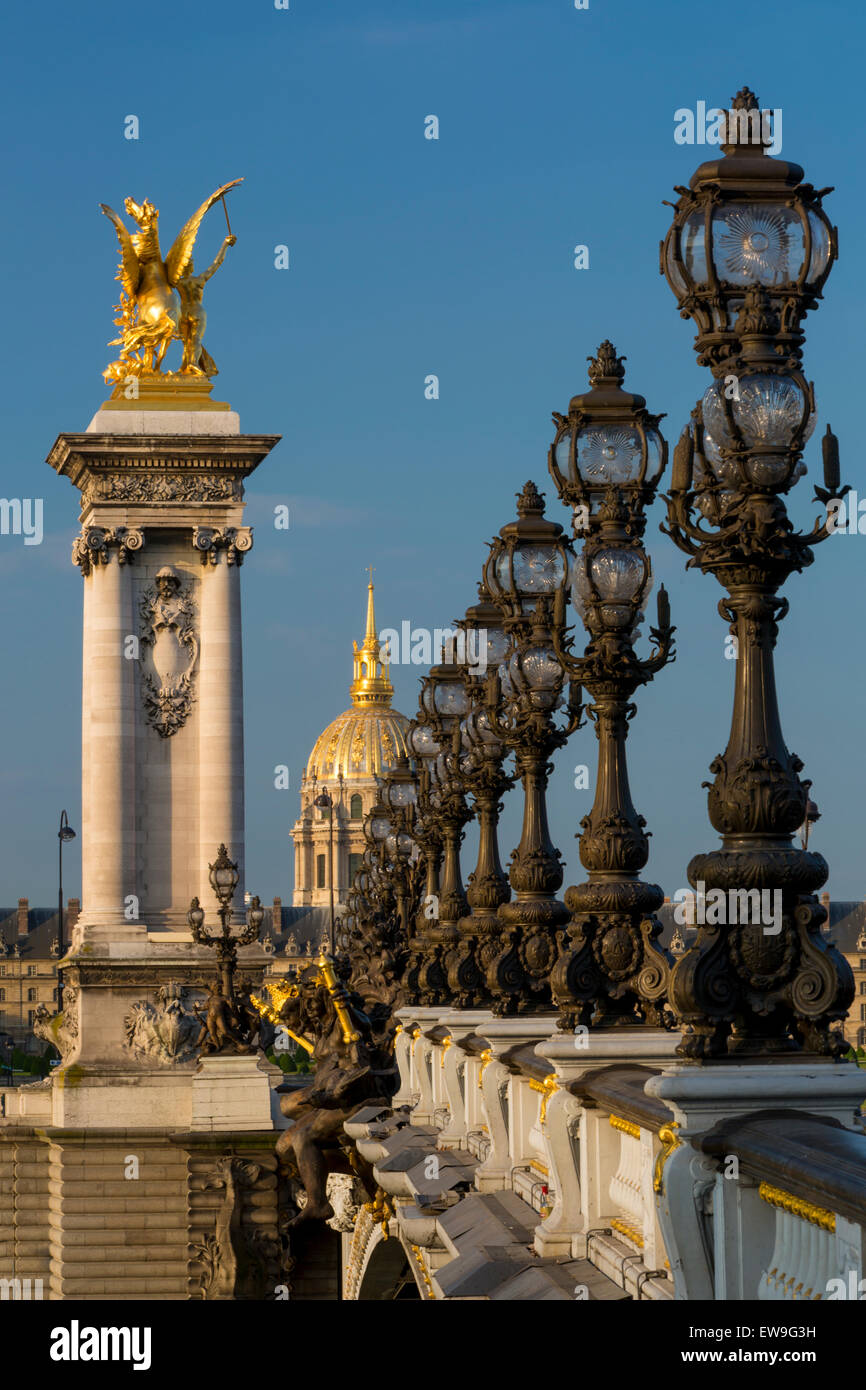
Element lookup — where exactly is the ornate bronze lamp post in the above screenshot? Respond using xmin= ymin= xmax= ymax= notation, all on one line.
xmin=404 ymin=723 xmax=445 ymax=1004
xmin=414 ymin=652 xmax=475 ymax=1004
xmin=482 ymin=481 xmax=582 ymax=1014
xmin=187 ymin=844 xmax=264 ymax=1050
xmin=378 ymin=756 xmax=421 ymax=946
xmin=57 ymin=809 xmax=77 ymax=1011
xmin=660 ymin=89 xmax=853 ymax=1058
xmin=546 ymin=343 xmax=676 ymax=1029
xmin=445 ymin=592 xmax=514 ymax=1007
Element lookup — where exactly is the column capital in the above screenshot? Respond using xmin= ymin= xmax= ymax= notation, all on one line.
xmin=192 ymin=526 xmax=253 ymax=566
xmin=72 ymin=526 xmax=145 ymax=575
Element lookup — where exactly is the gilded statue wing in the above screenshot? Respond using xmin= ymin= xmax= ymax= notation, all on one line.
xmin=164 ymin=178 xmax=243 ymax=286
xmin=99 ymin=203 xmax=140 ymax=297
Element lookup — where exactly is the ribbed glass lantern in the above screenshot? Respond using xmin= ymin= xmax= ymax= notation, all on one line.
xmin=701 ymin=374 xmax=815 ymax=488
xmin=549 ymin=342 xmax=667 ymax=517
xmin=483 ymin=480 xmax=574 ymax=619
xmin=573 ymin=544 xmax=652 ymax=631
xmin=661 ymin=88 xmax=836 ymax=372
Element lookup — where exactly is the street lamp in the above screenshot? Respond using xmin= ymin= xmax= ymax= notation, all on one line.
xmin=404 ymin=724 xmax=445 ymax=1004
xmin=187 ymin=844 xmax=263 ymax=1052
xmin=57 ymin=809 xmax=76 ymax=1012
xmin=546 ymin=344 xmax=676 ymax=1030
xmin=482 ymin=481 xmax=582 ymax=1015
xmin=440 ymin=591 xmax=515 ymax=1008
xmin=660 ymin=88 xmax=835 ymax=376
xmin=414 ymin=642 xmax=475 ymax=1004
xmin=660 ymin=89 xmax=853 ymax=1059
xmin=313 ymin=788 xmax=337 ymax=954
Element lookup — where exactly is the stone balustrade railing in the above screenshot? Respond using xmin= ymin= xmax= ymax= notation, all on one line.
xmin=342 ymin=1011 xmax=866 ymax=1301
xmin=697 ymin=1110 xmax=866 ymax=1302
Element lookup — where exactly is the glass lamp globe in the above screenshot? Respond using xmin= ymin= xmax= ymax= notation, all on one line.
xmin=369 ymin=815 xmax=391 ymax=843
xmin=433 ymin=679 xmax=469 ymax=718
xmin=702 ymin=375 xmax=815 ymax=486
xmin=484 ymin=480 xmax=573 ymax=617
xmin=387 ymin=780 xmax=417 ymax=809
xmin=555 ymin=423 xmax=664 ymax=493
xmin=509 ymin=644 xmax=562 ymax=692
xmin=409 ymin=723 xmax=440 ymax=759
xmin=574 ymin=545 xmax=650 ymax=630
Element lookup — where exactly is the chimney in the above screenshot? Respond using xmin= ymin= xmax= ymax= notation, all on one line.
xmin=17 ymin=897 xmax=29 ymax=937
xmin=67 ymin=898 xmax=80 ymax=932
xmin=272 ymin=896 xmax=282 ymax=934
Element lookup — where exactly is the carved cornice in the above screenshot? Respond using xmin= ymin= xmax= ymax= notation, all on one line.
xmin=63 ymin=962 xmax=265 ymax=990
xmin=72 ymin=525 xmax=144 ymax=574
xmin=47 ymin=433 xmax=281 ymax=499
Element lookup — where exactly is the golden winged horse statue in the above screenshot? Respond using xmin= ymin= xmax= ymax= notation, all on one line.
xmin=99 ymin=179 xmax=242 ymax=382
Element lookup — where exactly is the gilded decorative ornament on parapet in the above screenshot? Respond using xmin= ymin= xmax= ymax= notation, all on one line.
xmin=99 ymin=179 xmax=242 ymax=382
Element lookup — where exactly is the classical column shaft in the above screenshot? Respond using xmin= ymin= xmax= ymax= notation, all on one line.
xmin=197 ymin=555 xmax=245 ymax=915
xmin=80 ymin=556 xmax=137 ymax=933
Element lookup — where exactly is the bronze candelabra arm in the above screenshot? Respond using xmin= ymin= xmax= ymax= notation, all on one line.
xmin=804 ymin=427 xmax=851 ymax=548
xmin=659 ymin=486 xmax=742 ymax=558
xmin=641 ymin=598 xmax=677 ymax=677
xmin=482 ymin=668 xmax=519 ymax=744
xmin=547 ymin=597 xmax=587 ymax=682
xmin=187 ymin=897 xmax=220 ymax=948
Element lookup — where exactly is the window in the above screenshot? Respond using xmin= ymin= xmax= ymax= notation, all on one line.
xmin=0 ymin=989 xmax=4 ymax=1002
xmin=27 ymin=1010 xmax=35 ymax=1026
xmin=861 ymin=1004 xmax=866 ymax=1022
xmin=860 ymin=981 xmax=866 ymax=995
xmin=0 ymin=965 xmax=6 ymax=976
xmin=26 ymin=965 xmax=36 ymax=977
xmin=27 ymin=988 xmax=37 ymax=1002
xmin=860 ymin=959 xmax=866 ymax=971
xmin=350 ymin=794 xmax=363 ymax=821
xmin=316 ymin=855 xmax=326 ymax=889
xmin=859 ymin=1028 xmax=866 ymax=1048
xmin=348 ymin=854 xmax=363 ymax=886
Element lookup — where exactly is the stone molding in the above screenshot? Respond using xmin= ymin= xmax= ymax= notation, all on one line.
xmin=84 ymin=472 xmax=243 ymax=504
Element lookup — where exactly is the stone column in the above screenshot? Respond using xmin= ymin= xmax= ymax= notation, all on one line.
xmin=78 ymin=532 xmax=140 ymax=941
xmin=193 ymin=530 xmax=251 ymax=916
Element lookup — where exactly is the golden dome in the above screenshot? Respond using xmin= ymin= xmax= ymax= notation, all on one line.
xmin=306 ymin=706 xmax=411 ymax=782
xmin=305 ymin=576 xmax=411 ymax=782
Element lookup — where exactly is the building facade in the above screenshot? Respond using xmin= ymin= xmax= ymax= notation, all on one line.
xmin=292 ymin=581 xmax=411 ymax=909
xmin=0 ymin=900 xmax=78 ymax=1053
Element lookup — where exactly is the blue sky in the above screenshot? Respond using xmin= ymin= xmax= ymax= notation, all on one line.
xmin=2 ymin=0 xmax=865 ymax=905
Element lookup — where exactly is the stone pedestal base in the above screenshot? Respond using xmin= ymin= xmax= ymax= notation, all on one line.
xmin=532 ymin=1028 xmax=679 ymax=1257
xmin=191 ymin=1054 xmax=280 ymax=1132
xmin=474 ymin=1016 xmax=560 ymax=1193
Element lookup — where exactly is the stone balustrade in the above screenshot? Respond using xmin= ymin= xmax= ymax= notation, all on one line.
xmin=341 ymin=1011 xmax=866 ymax=1302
